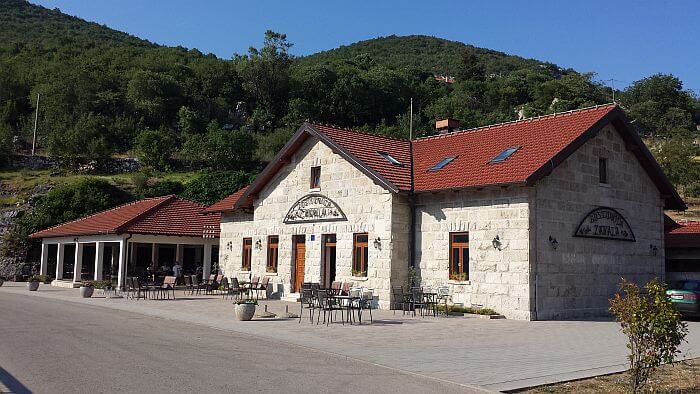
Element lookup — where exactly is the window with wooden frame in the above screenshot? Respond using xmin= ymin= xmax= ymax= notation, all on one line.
xmin=310 ymin=166 xmax=321 ymax=189
xmin=599 ymin=157 xmax=608 ymax=184
xmin=449 ymin=232 xmax=469 ymax=281
xmin=241 ymin=238 xmax=252 ymax=271
xmin=266 ymin=236 xmax=279 ymax=273
xmin=352 ymin=233 xmax=369 ymax=277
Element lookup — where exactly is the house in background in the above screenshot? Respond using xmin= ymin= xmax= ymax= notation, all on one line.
xmin=665 ymin=218 xmax=700 ymax=282
xmin=208 ymin=104 xmax=685 ymax=320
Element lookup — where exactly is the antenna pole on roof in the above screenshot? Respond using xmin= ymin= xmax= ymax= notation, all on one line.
xmin=409 ymin=97 xmax=413 ymax=141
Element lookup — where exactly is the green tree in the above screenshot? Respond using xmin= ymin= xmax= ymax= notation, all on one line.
xmin=609 ymin=279 xmax=688 ymax=393
xmin=1 ymin=178 xmax=132 ymax=259
xmin=135 ymin=128 xmax=176 ymax=170
xmin=180 ymin=170 xmax=255 ymax=205
xmin=650 ymin=139 xmax=700 ymax=194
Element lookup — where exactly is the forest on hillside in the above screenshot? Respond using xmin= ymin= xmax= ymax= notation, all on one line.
xmin=0 ymin=0 xmax=699 ymax=190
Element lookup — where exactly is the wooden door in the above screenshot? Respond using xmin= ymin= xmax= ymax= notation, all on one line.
xmin=293 ymin=236 xmax=306 ymax=293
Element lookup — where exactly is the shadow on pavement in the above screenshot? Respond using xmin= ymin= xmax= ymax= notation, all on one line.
xmin=0 ymin=366 xmax=31 ymax=394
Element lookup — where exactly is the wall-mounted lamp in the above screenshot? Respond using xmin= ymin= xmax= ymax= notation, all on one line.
xmin=649 ymin=244 xmax=658 ymax=256
xmin=492 ymin=235 xmax=502 ymax=251
xmin=548 ymin=236 xmax=559 ymax=250
xmin=255 ymin=239 xmax=263 ymax=251
xmin=373 ymin=237 xmax=382 ymax=249
xmin=226 ymin=241 xmax=233 ymax=251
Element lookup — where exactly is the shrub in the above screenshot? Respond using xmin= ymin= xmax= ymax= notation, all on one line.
xmin=141 ymin=179 xmax=184 ymax=198
xmin=609 ymin=278 xmax=688 ymax=393
xmin=81 ymin=281 xmax=94 ymax=288
xmin=135 ymin=128 xmax=176 ymax=171
xmin=27 ymin=275 xmax=40 ymax=282
xmin=92 ymin=280 xmax=113 ymax=289
xmin=180 ymin=170 xmax=255 ymax=205
xmin=235 ymin=298 xmax=258 ymax=305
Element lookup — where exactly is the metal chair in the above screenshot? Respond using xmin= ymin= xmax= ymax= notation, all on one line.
xmin=391 ymin=286 xmax=405 ymax=314
xmin=254 ymin=276 xmax=270 ymax=300
xmin=161 ymin=276 xmax=176 ymax=299
xmin=299 ymin=288 xmax=316 ymax=323
xmin=411 ymin=287 xmax=426 ymax=317
xmin=183 ymin=275 xmax=194 ymax=295
xmin=227 ymin=277 xmax=244 ymax=300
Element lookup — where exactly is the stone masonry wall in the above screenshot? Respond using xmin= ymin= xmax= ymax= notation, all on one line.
xmin=415 ymin=188 xmax=532 ymax=320
xmin=219 ymin=137 xmax=404 ymax=308
xmin=533 ymin=124 xmax=665 ymax=320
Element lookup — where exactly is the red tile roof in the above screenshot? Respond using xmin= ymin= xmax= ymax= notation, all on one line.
xmin=666 ymin=221 xmax=700 ymax=248
xmin=202 ymin=186 xmax=250 ymax=213
xmin=412 ymin=104 xmax=616 ymax=191
xmin=209 ymin=104 xmax=685 ymax=212
xmin=30 ymin=195 xmax=220 ymax=239
xmin=311 ymin=124 xmax=412 ymax=191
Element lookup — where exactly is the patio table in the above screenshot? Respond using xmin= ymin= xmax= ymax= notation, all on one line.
xmin=328 ymin=295 xmax=361 ymax=324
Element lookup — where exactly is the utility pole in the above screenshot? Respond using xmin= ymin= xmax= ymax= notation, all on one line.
xmin=32 ymin=92 xmax=40 ymax=156
xmin=409 ymin=97 xmax=413 ymax=140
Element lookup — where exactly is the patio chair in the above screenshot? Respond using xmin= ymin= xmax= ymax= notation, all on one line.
xmin=330 ymin=281 xmax=342 ymax=295
xmin=411 ymin=287 xmax=426 ymax=317
xmin=315 ymin=290 xmax=345 ymax=326
xmin=125 ymin=277 xmax=135 ymax=300
xmin=183 ymin=275 xmax=194 ymax=295
xmin=132 ymin=277 xmax=149 ymax=300
xmin=220 ymin=277 xmax=230 ymax=299
xmin=161 ymin=276 xmax=176 ymax=300
xmin=299 ymin=288 xmax=316 ymax=323
xmin=350 ymin=288 xmax=373 ymax=324
xmin=341 ymin=282 xmax=351 ymax=296
xmin=391 ymin=286 xmax=405 ymax=314
xmin=437 ymin=286 xmax=451 ymax=316
xmin=228 ymin=277 xmax=244 ymax=301
xmin=253 ymin=276 xmax=270 ymax=300
xmin=248 ymin=276 xmax=259 ymax=299
xmin=190 ymin=275 xmax=205 ymax=295
xmin=205 ymin=274 xmax=217 ymax=294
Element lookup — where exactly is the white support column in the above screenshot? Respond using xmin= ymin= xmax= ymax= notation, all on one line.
xmin=56 ymin=243 xmax=65 ymax=280
xmin=94 ymin=241 xmax=104 ymax=281
xmin=39 ymin=242 xmax=48 ymax=276
xmin=73 ymin=242 xmax=83 ymax=283
xmin=203 ymin=243 xmax=212 ymax=279
xmin=117 ymin=238 xmax=127 ymax=289
xmin=175 ymin=244 xmax=183 ymax=265
xmin=151 ymin=243 xmax=158 ymax=267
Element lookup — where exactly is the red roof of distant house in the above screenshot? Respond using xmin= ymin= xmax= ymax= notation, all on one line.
xmin=30 ymin=195 xmax=220 ymax=239
xmin=665 ymin=220 xmax=700 ymax=248
xmin=209 ymin=104 xmax=685 ymax=212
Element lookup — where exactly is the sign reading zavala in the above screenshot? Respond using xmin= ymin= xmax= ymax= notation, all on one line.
xmin=284 ymin=194 xmax=347 ymax=224
xmin=574 ymin=207 xmax=635 ymax=241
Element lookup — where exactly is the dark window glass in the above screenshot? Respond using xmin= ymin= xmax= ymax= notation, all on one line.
xmin=489 ymin=147 xmax=520 ymax=163
xmin=599 ymin=158 xmax=608 ymax=184
xmin=377 ymin=151 xmax=402 ymax=166
xmin=449 ymin=232 xmax=469 ymax=280
xmin=267 ymin=236 xmax=279 ymax=273
xmin=429 ymin=156 xmax=456 ymax=171
xmin=352 ymin=233 xmax=369 ymax=276
xmin=310 ymin=166 xmax=321 ymax=189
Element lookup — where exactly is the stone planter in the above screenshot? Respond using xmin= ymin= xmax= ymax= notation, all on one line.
xmin=27 ymin=281 xmax=39 ymax=291
xmin=80 ymin=286 xmax=94 ymax=298
xmin=235 ymin=304 xmax=256 ymax=321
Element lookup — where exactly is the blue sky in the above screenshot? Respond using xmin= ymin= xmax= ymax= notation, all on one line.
xmin=32 ymin=0 xmax=700 ymax=93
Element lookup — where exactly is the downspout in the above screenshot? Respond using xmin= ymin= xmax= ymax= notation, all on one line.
xmin=531 ymin=187 xmax=538 ymax=321
xmin=408 ymin=138 xmax=417 ymax=281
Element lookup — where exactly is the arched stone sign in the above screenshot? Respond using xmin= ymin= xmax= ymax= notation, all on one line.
xmin=284 ymin=194 xmax=347 ymax=224
xmin=574 ymin=207 xmax=635 ymax=241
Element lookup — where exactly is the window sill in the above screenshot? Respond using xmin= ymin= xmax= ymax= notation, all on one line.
xmin=265 ymin=272 xmax=279 ymax=276
xmin=448 ymin=280 xmax=471 ymax=285
xmin=309 ymin=187 xmax=321 ymax=193
xmin=598 ymin=182 xmax=611 ymax=188
xmin=240 ymin=270 xmax=251 ymax=274
xmin=352 ymin=276 xmax=369 ymax=281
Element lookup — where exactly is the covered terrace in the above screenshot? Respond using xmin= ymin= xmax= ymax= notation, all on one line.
xmin=29 ymin=195 xmax=220 ymax=288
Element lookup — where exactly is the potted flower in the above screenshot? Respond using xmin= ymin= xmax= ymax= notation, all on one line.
xmin=80 ymin=281 xmax=94 ymax=298
xmin=27 ymin=275 xmax=40 ymax=291
xmin=234 ymin=298 xmax=258 ymax=321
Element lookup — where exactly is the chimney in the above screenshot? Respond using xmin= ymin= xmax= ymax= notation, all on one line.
xmin=435 ymin=118 xmax=460 ymax=134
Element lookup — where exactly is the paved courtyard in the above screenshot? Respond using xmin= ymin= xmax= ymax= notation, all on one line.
xmin=1 ymin=282 xmax=699 ymax=392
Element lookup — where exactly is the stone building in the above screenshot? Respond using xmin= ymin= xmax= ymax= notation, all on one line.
xmin=207 ymin=104 xmax=684 ymax=320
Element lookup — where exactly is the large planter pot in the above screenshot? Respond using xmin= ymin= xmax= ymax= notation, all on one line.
xmin=80 ymin=286 xmax=94 ymax=298
xmin=235 ymin=304 xmax=256 ymax=321
xmin=27 ymin=281 xmax=39 ymax=291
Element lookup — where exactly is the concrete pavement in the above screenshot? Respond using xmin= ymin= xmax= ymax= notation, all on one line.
xmin=0 ymin=289 xmax=478 ymax=394
xmin=1 ymin=282 xmax=699 ymax=392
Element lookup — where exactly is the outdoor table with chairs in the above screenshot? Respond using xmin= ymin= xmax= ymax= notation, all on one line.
xmin=391 ymin=285 xmax=452 ymax=317
xmin=298 ymin=282 xmax=374 ymax=326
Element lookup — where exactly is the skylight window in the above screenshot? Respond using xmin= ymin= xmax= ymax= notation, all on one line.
xmin=489 ymin=147 xmax=520 ymax=164
xmin=377 ymin=151 xmax=402 ymax=166
xmin=429 ymin=156 xmax=456 ymax=171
